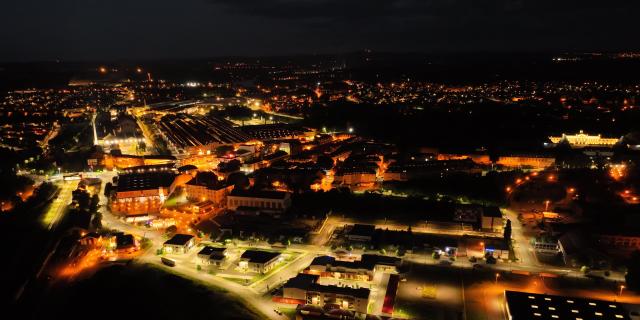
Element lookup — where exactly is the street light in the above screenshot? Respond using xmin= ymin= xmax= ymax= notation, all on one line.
xmin=620 ymin=285 xmax=626 ymax=296
xmin=495 ymin=273 xmax=500 ymax=284
xmin=348 ymin=127 xmax=354 ymax=134
xmin=544 ymin=200 xmax=550 ymax=211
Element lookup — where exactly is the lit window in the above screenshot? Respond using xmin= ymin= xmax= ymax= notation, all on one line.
xmin=531 ymin=305 xmax=538 ymax=309
xmin=528 ymin=296 xmax=536 ymax=299
xmin=616 ymin=315 xmax=624 ymax=319
xmin=589 ymin=302 xmax=597 ymax=306
xmin=609 ymin=305 xmax=617 ymax=308
xmin=552 ymin=315 xmax=559 ymax=319
xmin=571 ymin=310 xmax=579 ymax=313
xmin=549 ymin=307 xmax=556 ymax=310
xmin=533 ymin=313 xmax=541 ymax=317
xmin=595 ymin=312 xmax=603 ymax=316
xmin=545 ymin=298 xmax=552 ymax=301
xmin=567 ymin=300 xmax=574 ymax=303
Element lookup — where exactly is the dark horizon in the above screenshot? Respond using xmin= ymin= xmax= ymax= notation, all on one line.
xmin=2 ymin=0 xmax=640 ymax=62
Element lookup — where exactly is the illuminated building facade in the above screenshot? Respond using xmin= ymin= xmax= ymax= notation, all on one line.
xmin=305 ymin=255 xmax=400 ymax=282
xmin=226 ymin=189 xmax=291 ymax=212
xmin=549 ymin=130 xmax=620 ymax=148
xmin=111 ymin=171 xmax=176 ymax=215
xmin=281 ymin=274 xmax=370 ymax=314
xmin=185 ymin=177 xmax=233 ymax=207
xmin=238 ymin=250 xmax=281 ymax=274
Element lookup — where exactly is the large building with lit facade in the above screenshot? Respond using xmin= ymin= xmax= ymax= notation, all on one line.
xmin=184 ymin=172 xmax=233 ymax=207
xmin=549 ymin=130 xmax=620 ymax=148
xmin=305 ymin=254 xmax=400 ymax=281
xmin=281 ymin=274 xmax=370 ymax=314
xmin=226 ymin=189 xmax=292 ymax=212
xmin=111 ymin=169 xmax=176 ymax=215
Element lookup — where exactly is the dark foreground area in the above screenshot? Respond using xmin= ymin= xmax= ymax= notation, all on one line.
xmin=31 ymin=264 xmax=261 ymax=320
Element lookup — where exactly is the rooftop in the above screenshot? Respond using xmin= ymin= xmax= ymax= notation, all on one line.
xmin=240 ymin=250 xmax=281 ymax=264
xmin=116 ymin=172 xmax=176 ymax=192
xmin=310 ymin=254 xmax=400 ymax=271
xmin=163 ymin=234 xmax=194 ymax=246
xmin=505 ymin=290 xmax=631 ymax=320
xmin=284 ymin=274 xmax=370 ymax=299
xmin=198 ymin=246 xmax=226 ymax=256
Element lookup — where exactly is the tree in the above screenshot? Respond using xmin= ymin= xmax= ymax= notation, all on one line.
xmin=626 ymin=250 xmax=640 ymax=290
xmin=316 ymin=155 xmax=334 ymax=170
xmin=227 ymin=172 xmax=250 ymax=190
xmin=104 ymin=182 xmax=112 ymax=197
xmin=91 ymin=213 xmax=102 ymax=229
xmin=166 ymin=225 xmax=178 ymax=236
xmin=89 ymin=194 xmax=100 ymax=212
xmin=503 ymin=219 xmax=512 ymax=244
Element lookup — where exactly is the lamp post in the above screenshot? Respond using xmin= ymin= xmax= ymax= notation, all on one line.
xmin=544 ymin=200 xmax=550 ymax=211
xmin=619 ymin=285 xmax=625 ymax=296
xmin=495 ymin=273 xmax=500 ymax=284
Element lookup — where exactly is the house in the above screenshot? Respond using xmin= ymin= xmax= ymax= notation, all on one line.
xmin=163 ymin=234 xmax=195 ymax=254
xmin=481 ymin=206 xmax=503 ymax=232
xmin=280 ymin=273 xmax=370 ymax=314
xmin=226 ymin=189 xmax=292 ymax=213
xmin=239 ymin=250 xmax=281 ymax=274
xmin=346 ymin=224 xmax=376 ymax=242
xmin=197 ymin=246 xmax=227 ymax=267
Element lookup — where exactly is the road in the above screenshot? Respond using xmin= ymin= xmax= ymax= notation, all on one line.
xmin=42 ymin=179 xmax=79 ymax=230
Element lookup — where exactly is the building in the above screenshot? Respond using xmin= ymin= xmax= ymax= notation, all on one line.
xmin=197 ymin=246 xmax=227 ymax=267
xmin=548 ymin=130 xmax=620 ymax=148
xmin=185 ymin=172 xmax=234 ymax=207
xmin=111 ymin=170 xmax=176 ymax=215
xmin=346 ymin=224 xmax=376 ymax=242
xmin=557 ymin=231 xmax=609 ymax=268
xmin=163 ymin=234 xmax=195 ymax=254
xmin=114 ymin=233 xmax=139 ymax=253
xmin=481 ymin=206 xmax=504 ymax=232
xmin=226 ymin=189 xmax=291 ymax=212
xmin=239 ymin=250 xmax=281 ymax=273
xmin=333 ymin=168 xmax=377 ymax=186
xmin=157 ymin=114 xmax=252 ymax=156
xmin=240 ymin=123 xmax=315 ymax=141
xmin=305 ymin=254 xmax=401 ymax=281
xmin=504 ymin=290 xmax=631 ymax=320
xmin=534 ymin=236 xmax=560 ymax=254
xmin=101 ymin=153 xmax=176 ymax=170
xmin=496 ymin=155 xmax=556 ymax=170
xmin=281 ymin=274 xmax=370 ymax=314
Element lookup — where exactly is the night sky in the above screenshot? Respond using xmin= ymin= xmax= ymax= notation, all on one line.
xmin=1 ymin=0 xmax=639 ymax=61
